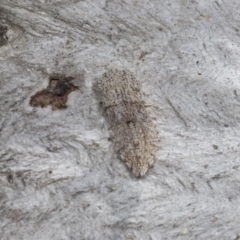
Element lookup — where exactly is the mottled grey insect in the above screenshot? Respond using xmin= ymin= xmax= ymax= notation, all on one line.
xmin=98 ymin=69 xmax=158 ymax=177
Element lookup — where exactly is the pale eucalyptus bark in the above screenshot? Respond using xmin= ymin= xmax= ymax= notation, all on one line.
xmin=1 ymin=1 xmax=240 ymax=240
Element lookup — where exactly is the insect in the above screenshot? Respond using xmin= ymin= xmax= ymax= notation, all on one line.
xmin=98 ymin=69 xmax=158 ymax=177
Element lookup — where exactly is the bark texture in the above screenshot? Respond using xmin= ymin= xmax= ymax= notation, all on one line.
xmin=1 ymin=1 xmax=240 ymax=239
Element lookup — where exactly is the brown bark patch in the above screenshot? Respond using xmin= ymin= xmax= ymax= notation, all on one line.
xmin=30 ymin=76 xmax=79 ymax=110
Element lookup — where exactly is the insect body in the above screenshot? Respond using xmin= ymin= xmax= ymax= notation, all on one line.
xmin=98 ymin=69 xmax=158 ymax=177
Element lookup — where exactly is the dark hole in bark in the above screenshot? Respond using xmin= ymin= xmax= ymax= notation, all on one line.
xmin=7 ymin=174 xmax=13 ymax=183
xmin=0 ymin=25 xmax=8 ymax=47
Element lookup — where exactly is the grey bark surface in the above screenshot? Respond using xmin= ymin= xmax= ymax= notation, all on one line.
xmin=1 ymin=0 xmax=240 ymax=239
